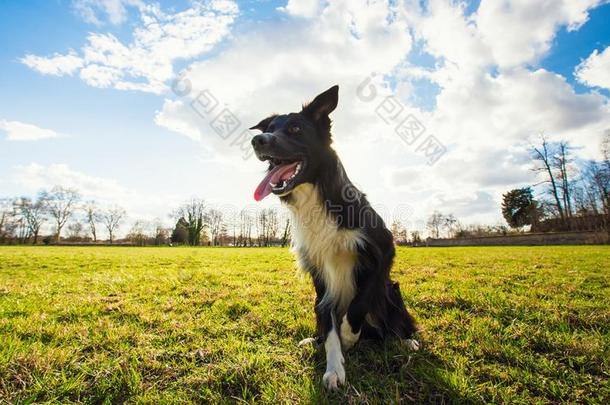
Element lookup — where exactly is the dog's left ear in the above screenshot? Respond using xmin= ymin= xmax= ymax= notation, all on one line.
xmin=249 ymin=115 xmax=277 ymax=132
xmin=302 ymin=85 xmax=339 ymax=121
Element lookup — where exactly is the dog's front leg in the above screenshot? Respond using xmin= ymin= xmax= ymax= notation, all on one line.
xmin=312 ymin=273 xmax=345 ymax=389
xmin=321 ymin=311 xmax=345 ymax=390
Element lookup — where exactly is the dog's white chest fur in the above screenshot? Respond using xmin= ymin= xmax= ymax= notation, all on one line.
xmin=287 ymin=183 xmax=362 ymax=312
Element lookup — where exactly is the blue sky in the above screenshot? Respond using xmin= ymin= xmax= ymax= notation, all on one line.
xmin=1 ymin=1 xmax=220 ymax=206
xmin=540 ymin=2 xmax=610 ymax=95
xmin=1 ymin=0 xmax=610 ymax=235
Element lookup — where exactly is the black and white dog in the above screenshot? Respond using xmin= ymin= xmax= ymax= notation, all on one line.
xmin=250 ymin=85 xmax=418 ymax=389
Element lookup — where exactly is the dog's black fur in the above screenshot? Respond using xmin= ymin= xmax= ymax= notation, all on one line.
xmin=250 ymin=85 xmax=417 ymax=386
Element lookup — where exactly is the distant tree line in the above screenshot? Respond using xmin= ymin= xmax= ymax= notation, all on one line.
xmin=0 ymin=190 xmax=292 ymax=247
xmin=389 ymin=212 xmax=518 ymax=244
xmin=408 ymin=132 xmax=610 ymax=242
xmin=501 ymin=132 xmax=610 ymax=237
xmin=3 ymin=132 xmax=606 ymax=246
xmin=168 ymin=200 xmax=291 ymax=247
xmin=0 ymin=186 xmax=129 ymax=245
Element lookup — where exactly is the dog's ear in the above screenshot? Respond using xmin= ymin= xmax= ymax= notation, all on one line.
xmin=249 ymin=115 xmax=277 ymax=132
xmin=302 ymin=85 xmax=339 ymax=121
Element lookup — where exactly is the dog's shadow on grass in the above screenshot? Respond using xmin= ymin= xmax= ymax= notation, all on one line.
xmin=305 ymin=338 xmax=467 ymax=404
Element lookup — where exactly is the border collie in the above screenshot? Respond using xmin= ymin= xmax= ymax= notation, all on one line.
xmin=250 ymin=85 xmax=418 ymax=390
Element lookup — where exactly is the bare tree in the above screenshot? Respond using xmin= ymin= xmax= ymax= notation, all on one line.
xmin=208 ymin=209 xmax=223 ymax=246
xmin=443 ymin=214 xmax=458 ymax=238
xmin=532 ymin=135 xmax=565 ymax=225
xmin=255 ymin=208 xmax=279 ymax=247
xmin=174 ymin=199 xmax=206 ymax=246
xmin=602 ymin=131 xmax=610 ymax=236
xmin=239 ymin=209 xmax=253 ymax=246
xmin=126 ymin=220 xmax=148 ymax=246
xmin=281 ymin=218 xmax=291 ymax=247
xmin=411 ymin=230 xmax=422 ymax=245
xmin=572 ymin=181 xmax=598 ymax=216
xmin=102 ymin=206 xmax=126 ymax=244
xmin=151 ymin=218 xmax=169 ymax=245
xmin=40 ymin=186 xmax=81 ymax=243
xmin=218 ymin=222 xmax=230 ymax=246
xmin=0 ymin=199 xmax=11 ymax=234
xmin=426 ymin=211 xmax=444 ymax=239
xmin=256 ymin=209 xmax=267 ymax=246
xmin=231 ymin=214 xmax=238 ymax=246
xmin=0 ymin=198 xmax=17 ymax=243
xmin=265 ymin=208 xmax=279 ymax=246
xmin=84 ymin=201 xmax=102 ymax=242
xmin=66 ymin=222 xmax=85 ymax=241
xmin=586 ymin=161 xmax=610 ymax=235
xmin=15 ymin=197 xmax=46 ymax=244
xmin=391 ymin=220 xmax=408 ymax=244
xmin=554 ymin=141 xmax=574 ymax=220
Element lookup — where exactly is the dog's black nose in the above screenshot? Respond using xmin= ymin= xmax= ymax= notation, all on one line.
xmin=251 ymin=133 xmax=273 ymax=150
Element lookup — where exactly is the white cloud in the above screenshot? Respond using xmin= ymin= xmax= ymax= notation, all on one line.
xmin=9 ymin=163 xmax=185 ymax=237
xmin=412 ymin=1 xmax=492 ymax=71
xmin=72 ymin=0 xmax=143 ymax=25
xmin=386 ymin=1 xmax=610 ymax=226
xmin=575 ymin=45 xmax=610 ymax=90
xmin=0 ymin=120 xmax=63 ymax=141
xmin=79 ymin=63 xmax=122 ymax=88
xmin=278 ymin=0 xmax=321 ymax=18
xmin=407 ymin=0 xmax=604 ymax=71
xmin=20 ymin=51 xmax=84 ymax=76
xmin=150 ymin=0 xmax=610 ymax=228
xmin=383 ymin=0 xmax=610 ymax=226
xmin=22 ymin=0 xmax=239 ymax=94
xmin=154 ymin=99 xmax=202 ymax=142
xmin=13 ymin=163 xmax=127 ymax=200
xmin=10 ymin=163 xmax=185 ymax=225
xmin=427 ymin=67 xmax=610 ymax=155
xmin=14 ymin=0 xmax=610 ymax=230
xmin=155 ymin=0 xmax=412 ymax=152
xmin=475 ymin=0 xmax=603 ymax=68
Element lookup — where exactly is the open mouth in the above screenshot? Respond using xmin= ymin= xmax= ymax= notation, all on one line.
xmin=254 ymin=156 xmax=304 ymax=201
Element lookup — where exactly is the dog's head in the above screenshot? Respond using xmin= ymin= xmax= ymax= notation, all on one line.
xmin=250 ymin=85 xmax=339 ymax=201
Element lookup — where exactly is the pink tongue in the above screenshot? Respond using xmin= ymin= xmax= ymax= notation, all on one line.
xmin=254 ymin=162 xmax=299 ymax=201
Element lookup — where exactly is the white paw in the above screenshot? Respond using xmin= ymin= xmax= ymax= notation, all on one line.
xmin=298 ymin=337 xmax=317 ymax=347
xmin=340 ymin=314 xmax=361 ymax=350
xmin=404 ymin=338 xmax=420 ymax=351
xmin=322 ymin=365 xmax=346 ymax=390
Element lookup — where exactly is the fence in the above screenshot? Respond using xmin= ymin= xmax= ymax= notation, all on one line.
xmin=425 ymin=231 xmax=608 ymax=246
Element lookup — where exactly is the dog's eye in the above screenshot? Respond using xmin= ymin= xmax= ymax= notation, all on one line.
xmin=288 ymin=125 xmax=301 ymax=134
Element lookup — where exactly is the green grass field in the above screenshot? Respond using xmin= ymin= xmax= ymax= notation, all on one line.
xmin=0 ymin=246 xmax=609 ymax=404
